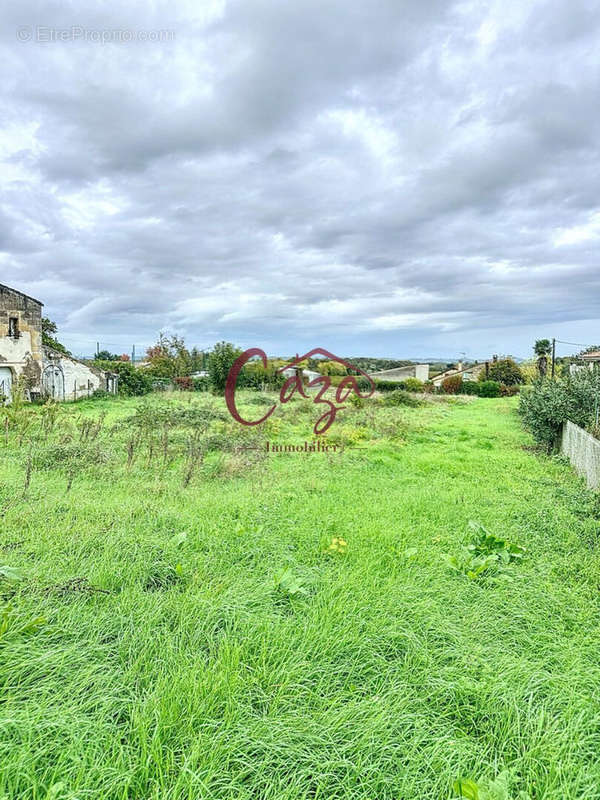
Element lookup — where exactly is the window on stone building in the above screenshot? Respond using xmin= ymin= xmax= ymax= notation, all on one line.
xmin=8 ymin=317 xmax=19 ymax=338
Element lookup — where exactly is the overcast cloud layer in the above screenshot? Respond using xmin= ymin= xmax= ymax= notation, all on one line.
xmin=1 ymin=0 xmax=599 ymax=359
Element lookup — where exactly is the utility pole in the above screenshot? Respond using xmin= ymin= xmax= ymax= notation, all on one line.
xmin=132 ymin=344 xmax=136 ymax=364
xmin=96 ymin=341 xmax=99 ymax=358
xmin=551 ymin=338 xmax=556 ymax=378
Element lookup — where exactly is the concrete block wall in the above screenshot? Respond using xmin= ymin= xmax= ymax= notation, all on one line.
xmin=560 ymin=420 xmax=600 ymax=490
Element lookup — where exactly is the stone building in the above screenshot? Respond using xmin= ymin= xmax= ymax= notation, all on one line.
xmin=0 ymin=283 xmax=117 ymax=402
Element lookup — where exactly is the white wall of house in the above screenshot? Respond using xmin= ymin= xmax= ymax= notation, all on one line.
xmin=0 ymin=331 xmax=43 ymax=400
xmin=1 ymin=329 xmax=35 ymax=369
xmin=43 ymin=349 xmax=106 ymax=401
xmin=370 ymin=364 xmax=430 ymax=382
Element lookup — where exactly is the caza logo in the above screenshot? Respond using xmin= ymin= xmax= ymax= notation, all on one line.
xmin=225 ymin=348 xmax=375 ymax=435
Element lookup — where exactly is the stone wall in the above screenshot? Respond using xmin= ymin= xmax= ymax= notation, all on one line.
xmin=0 ymin=284 xmax=44 ymax=395
xmin=560 ymin=420 xmax=600 ymax=490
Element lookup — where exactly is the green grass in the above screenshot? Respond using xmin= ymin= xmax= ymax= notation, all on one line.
xmin=1 ymin=392 xmax=600 ymax=799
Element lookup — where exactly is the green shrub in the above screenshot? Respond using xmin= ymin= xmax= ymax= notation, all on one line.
xmin=403 ymin=377 xmax=424 ymax=392
xmin=519 ymin=371 xmax=600 ymax=451
xmin=442 ymin=375 xmax=463 ymax=394
xmin=349 ymin=394 xmax=365 ymax=408
xmin=461 ymin=381 xmax=481 ymax=395
xmin=356 ymin=376 xmax=375 ymax=392
xmin=484 ymin=357 xmax=524 ymax=385
xmin=151 ymin=378 xmax=173 ymax=392
xmin=93 ymin=361 xmax=152 ymax=397
xmin=174 ymin=377 xmax=193 ymax=391
xmin=243 ymin=360 xmax=286 ymax=390
xmin=478 ymin=380 xmax=501 ymax=398
xmin=208 ymin=342 xmax=243 ymax=394
xmin=382 ymin=390 xmax=422 ymax=408
xmin=192 ymin=376 xmax=210 ymax=392
xmin=374 ymin=379 xmax=403 ymax=392
xmin=244 ymin=393 xmax=276 ymax=406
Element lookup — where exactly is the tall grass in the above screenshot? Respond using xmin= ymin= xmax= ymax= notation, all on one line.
xmin=0 ymin=393 xmax=599 ymax=798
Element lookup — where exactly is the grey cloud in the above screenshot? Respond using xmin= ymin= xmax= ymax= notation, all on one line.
xmin=0 ymin=0 xmax=599 ymax=359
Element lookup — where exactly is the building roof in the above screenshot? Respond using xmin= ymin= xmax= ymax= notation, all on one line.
xmin=0 ymin=283 xmax=44 ymax=307
xmin=370 ymin=364 xmax=425 ymax=376
xmin=432 ymin=362 xmax=487 ymax=382
xmin=43 ymin=345 xmax=106 ymax=375
xmin=582 ymin=350 xmax=600 ymax=361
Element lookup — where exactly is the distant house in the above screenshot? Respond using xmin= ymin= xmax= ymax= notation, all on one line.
xmin=581 ymin=350 xmax=600 ymax=369
xmin=431 ymin=361 xmax=487 ymax=388
xmin=281 ymin=367 xmax=322 ymax=382
xmin=303 ymin=369 xmax=322 ymax=382
xmin=369 ymin=364 xmax=430 ymax=382
xmin=0 ymin=283 xmax=117 ymax=403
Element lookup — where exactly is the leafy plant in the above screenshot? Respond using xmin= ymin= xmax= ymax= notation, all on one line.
xmin=442 ymin=375 xmax=463 ymax=394
xmin=478 ymin=380 xmax=501 ymax=398
xmin=461 ymin=381 xmax=481 ymax=395
xmin=349 ymin=393 xmax=365 ymax=408
xmin=42 ymin=317 xmax=70 ymax=355
xmin=382 ymin=390 xmax=422 ymax=408
xmin=273 ymin=566 xmax=309 ymax=599
xmin=443 ymin=551 xmax=499 ymax=580
xmin=499 ymin=384 xmax=520 ymax=397
xmin=403 ymin=377 xmax=424 ymax=392
xmin=144 ymin=333 xmax=193 ymax=379
xmin=485 ymin=358 xmax=524 ymax=386
xmin=443 ymin=523 xmax=525 ymax=579
xmin=519 ymin=369 xmax=600 ymax=451
xmin=466 ymin=521 xmax=526 ymax=564
xmin=453 ymin=770 xmax=531 ymax=800
xmin=208 ymin=341 xmax=243 ymax=394
xmin=93 ymin=360 xmax=152 ymax=396
xmin=373 ymin=379 xmax=406 ymax=392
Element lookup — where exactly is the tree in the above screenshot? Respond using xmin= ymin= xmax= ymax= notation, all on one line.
xmin=318 ymin=360 xmax=348 ymax=376
xmin=41 ymin=317 xmax=70 ymax=355
xmin=534 ymin=339 xmax=552 ymax=378
xmin=93 ymin=360 xmax=152 ymax=396
xmin=486 ymin=358 xmax=524 ymax=385
xmin=208 ymin=341 xmax=243 ymax=393
xmin=96 ymin=350 xmax=118 ymax=361
xmin=145 ymin=333 xmax=192 ymax=378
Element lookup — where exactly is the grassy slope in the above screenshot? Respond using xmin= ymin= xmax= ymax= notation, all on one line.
xmin=1 ymin=396 xmax=600 ymax=799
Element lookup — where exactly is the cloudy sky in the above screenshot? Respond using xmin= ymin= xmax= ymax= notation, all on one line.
xmin=1 ymin=0 xmax=599 ymax=360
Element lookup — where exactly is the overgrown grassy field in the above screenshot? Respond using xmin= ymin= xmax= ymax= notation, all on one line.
xmin=1 ymin=391 xmax=600 ymax=799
